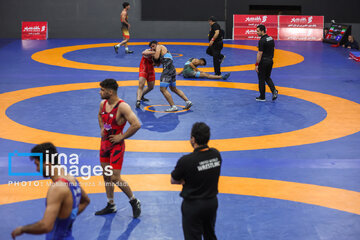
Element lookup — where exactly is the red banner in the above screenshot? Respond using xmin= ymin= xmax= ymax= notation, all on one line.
xmin=233 ymin=15 xmax=278 ymax=40
xmin=233 ymin=14 xmax=324 ymax=41
xmin=234 ymin=15 xmax=278 ymax=28
xmin=233 ymin=27 xmax=278 ymax=40
xmin=22 ymin=22 xmax=48 ymax=40
xmin=278 ymin=15 xmax=323 ymax=41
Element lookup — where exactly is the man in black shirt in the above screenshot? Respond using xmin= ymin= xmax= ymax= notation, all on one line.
xmin=255 ymin=24 xmax=278 ymax=101
xmin=342 ymin=35 xmax=359 ymax=50
xmin=206 ymin=16 xmax=225 ymax=76
xmin=171 ymin=122 xmax=222 ymax=240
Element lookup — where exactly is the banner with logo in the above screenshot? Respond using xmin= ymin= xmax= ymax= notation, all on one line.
xmin=233 ymin=15 xmax=278 ymax=40
xmin=233 ymin=14 xmax=324 ymax=41
xmin=233 ymin=27 xmax=278 ymax=40
xmin=21 ymin=22 xmax=48 ymax=40
xmin=279 ymin=15 xmax=324 ymax=41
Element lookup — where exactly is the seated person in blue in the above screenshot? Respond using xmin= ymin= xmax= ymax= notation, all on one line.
xmin=178 ymin=58 xmax=230 ymax=80
xmin=342 ymin=35 xmax=359 ymax=50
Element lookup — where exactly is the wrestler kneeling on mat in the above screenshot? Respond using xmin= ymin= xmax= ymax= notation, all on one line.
xmin=178 ymin=58 xmax=230 ymax=80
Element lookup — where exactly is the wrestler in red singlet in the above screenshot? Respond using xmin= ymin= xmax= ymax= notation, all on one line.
xmin=100 ymin=99 xmax=126 ymax=170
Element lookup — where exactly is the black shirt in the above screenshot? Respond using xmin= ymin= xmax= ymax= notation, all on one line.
xmin=345 ymin=40 xmax=359 ymax=50
xmin=208 ymin=23 xmax=223 ymax=42
xmin=171 ymin=145 xmax=222 ymax=200
xmin=258 ymin=34 xmax=275 ymax=60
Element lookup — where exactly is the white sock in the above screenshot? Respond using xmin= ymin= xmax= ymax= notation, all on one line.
xmin=116 ymin=44 xmax=121 ymax=47
xmin=130 ymin=195 xmax=136 ymax=201
xmin=125 ymin=47 xmax=129 ymax=51
xmin=108 ymin=198 xmax=114 ymax=204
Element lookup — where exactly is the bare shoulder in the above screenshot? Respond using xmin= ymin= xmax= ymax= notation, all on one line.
xmin=48 ymin=181 xmax=69 ymax=196
xmin=100 ymin=99 xmax=106 ymax=107
xmin=118 ymin=101 xmax=132 ymax=113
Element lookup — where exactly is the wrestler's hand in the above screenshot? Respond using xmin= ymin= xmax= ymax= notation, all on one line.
xmin=109 ymin=134 xmax=123 ymax=144
xmin=11 ymin=226 xmax=23 ymax=239
xmin=209 ymin=40 xmax=214 ymax=46
xmin=255 ymin=65 xmax=259 ymax=73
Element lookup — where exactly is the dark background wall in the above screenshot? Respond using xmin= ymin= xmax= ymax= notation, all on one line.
xmin=0 ymin=0 xmax=359 ymax=40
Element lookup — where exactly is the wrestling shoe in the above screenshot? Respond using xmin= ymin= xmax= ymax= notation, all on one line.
xmin=272 ymin=89 xmax=278 ymax=101
xmin=95 ymin=202 xmax=117 ymax=215
xmin=136 ymin=100 xmax=140 ymax=108
xmin=165 ymin=105 xmax=178 ymax=112
xmin=129 ymin=198 xmax=141 ymax=218
xmin=184 ymin=101 xmax=192 ymax=109
xmin=125 ymin=50 xmax=134 ymax=54
xmin=256 ymin=97 xmax=266 ymax=102
xmin=114 ymin=45 xmax=119 ymax=54
xmin=222 ymin=73 xmax=230 ymax=80
xmin=220 ymin=55 xmax=226 ymax=64
xmin=141 ymin=96 xmax=149 ymax=102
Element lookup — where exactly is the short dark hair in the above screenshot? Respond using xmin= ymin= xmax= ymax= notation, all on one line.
xmin=123 ymin=2 xmax=130 ymax=8
xmin=100 ymin=79 xmax=118 ymax=92
xmin=199 ymin=58 xmax=207 ymax=66
xmin=149 ymin=40 xmax=158 ymax=47
xmin=208 ymin=16 xmax=217 ymax=22
xmin=31 ymin=142 xmax=59 ymax=165
xmin=191 ymin=122 xmax=210 ymax=145
xmin=257 ymin=24 xmax=266 ymax=33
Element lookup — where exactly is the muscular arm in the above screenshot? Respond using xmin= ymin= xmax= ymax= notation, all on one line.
xmin=153 ymin=45 xmax=162 ymax=60
xmin=121 ymin=12 xmax=129 ymax=25
xmin=98 ymin=101 xmax=105 ymax=136
xmin=213 ymin=30 xmax=220 ymax=41
xmin=11 ymin=185 xmax=65 ymax=238
xmin=189 ymin=59 xmax=200 ymax=72
xmin=77 ymin=186 xmax=90 ymax=215
xmin=256 ymin=51 xmax=263 ymax=64
xmin=109 ymin=102 xmax=141 ymax=143
xmin=255 ymin=51 xmax=263 ymax=73
xmin=142 ymin=49 xmax=155 ymax=56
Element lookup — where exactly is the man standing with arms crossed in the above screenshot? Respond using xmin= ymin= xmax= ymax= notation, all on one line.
xmin=114 ymin=2 xmax=134 ymax=54
xmin=171 ymin=122 xmax=222 ymax=240
xmin=255 ymin=24 xmax=278 ymax=101
xmin=95 ymin=79 xmax=141 ymax=217
xmin=150 ymin=40 xmax=192 ymax=112
xmin=11 ymin=142 xmax=90 ymax=239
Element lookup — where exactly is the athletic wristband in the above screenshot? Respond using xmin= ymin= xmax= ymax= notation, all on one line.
xmin=255 ymin=63 xmax=259 ymax=66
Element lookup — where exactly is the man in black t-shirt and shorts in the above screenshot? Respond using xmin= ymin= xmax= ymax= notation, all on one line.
xmin=255 ymin=24 xmax=278 ymax=101
xmin=171 ymin=122 xmax=222 ymax=240
xmin=206 ymin=16 xmax=225 ymax=76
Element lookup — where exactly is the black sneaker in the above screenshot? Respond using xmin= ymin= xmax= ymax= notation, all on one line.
xmin=222 ymin=73 xmax=230 ymax=80
xmin=129 ymin=198 xmax=141 ymax=218
xmin=256 ymin=97 xmax=266 ymax=102
xmin=272 ymin=89 xmax=278 ymax=101
xmin=136 ymin=100 xmax=141 ymax=108
xmin=141 ymin=96 xmax=149 ymax=102
xmin=125 ymin=50 xmax=134 ymax=54
xmin=114 ymin=45 xmax=119 ymax=54
xmin=95 ymin=202 xmax=117 ymax=215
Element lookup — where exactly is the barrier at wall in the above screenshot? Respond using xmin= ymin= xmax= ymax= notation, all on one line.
xmin=233 ymin=14 xmax=324 ymax=41
xmin=22 ymin=22 xmax=48 ymax=40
